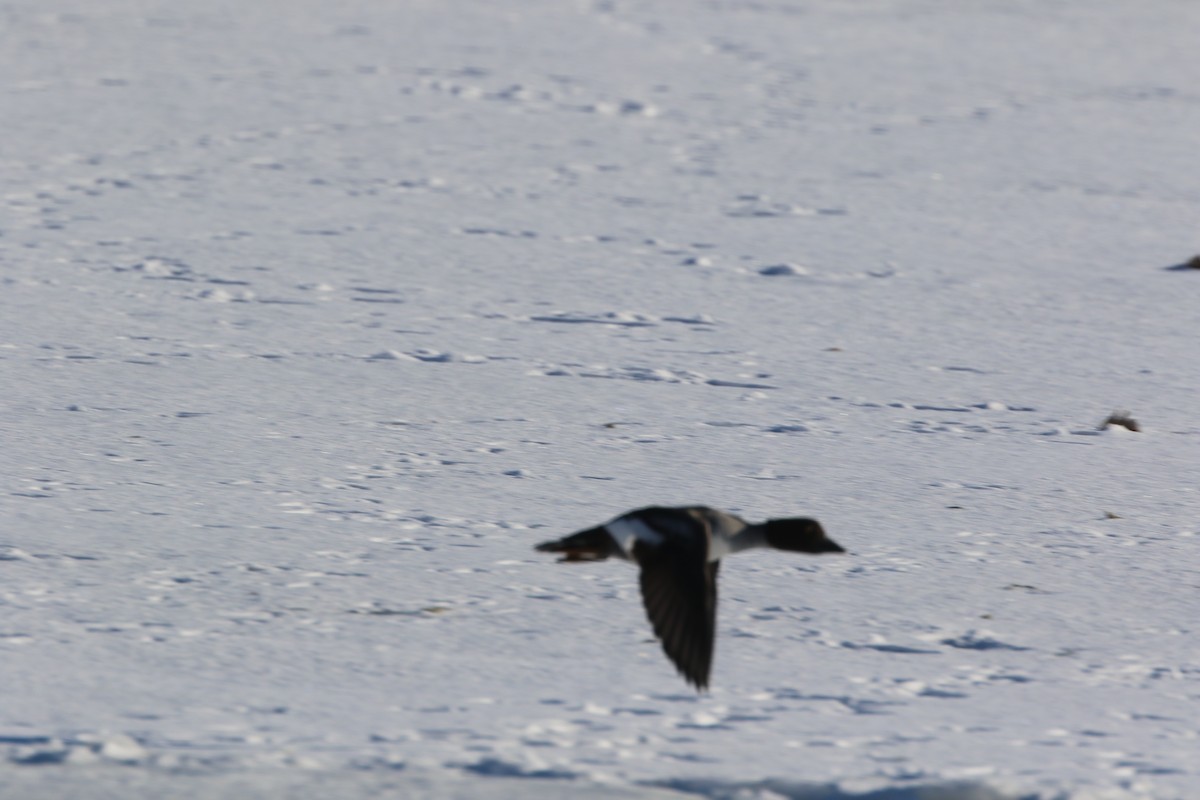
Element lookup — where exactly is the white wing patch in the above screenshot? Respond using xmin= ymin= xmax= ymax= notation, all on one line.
xmin=607 ymin=516 xmax=663 ymax=557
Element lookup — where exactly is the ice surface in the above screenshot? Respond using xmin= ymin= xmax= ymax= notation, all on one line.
xmin=2 ymin=0 xmax=1199 ymax=798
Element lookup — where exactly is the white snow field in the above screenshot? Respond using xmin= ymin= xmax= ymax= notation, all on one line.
xmin=2 ymin=0 xmax=1199 ymax=797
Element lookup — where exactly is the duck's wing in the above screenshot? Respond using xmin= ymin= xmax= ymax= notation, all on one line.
xmin=637 ymin=544 xmax=718 ymax=691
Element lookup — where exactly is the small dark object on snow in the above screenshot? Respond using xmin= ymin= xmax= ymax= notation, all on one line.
xmin=1165 ymin=255 xmax=1200 ymax=271
xmin=1100 ymin=412 xmax=1140 ymax=432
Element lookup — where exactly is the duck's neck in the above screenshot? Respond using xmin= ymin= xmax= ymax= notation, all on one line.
xmin=708 ymin=522 xmax=768 ymax=560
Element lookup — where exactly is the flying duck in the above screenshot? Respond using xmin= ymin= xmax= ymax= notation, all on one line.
xmin=534 ymin=505 xmax=844 ymax=690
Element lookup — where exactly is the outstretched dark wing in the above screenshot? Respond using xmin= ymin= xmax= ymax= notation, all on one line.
xmin=636 ymin=543 xmax=718 ymax=691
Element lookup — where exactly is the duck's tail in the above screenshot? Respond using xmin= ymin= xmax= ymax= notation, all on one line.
xmin=534 ymin=526 xmax=617 ymax=562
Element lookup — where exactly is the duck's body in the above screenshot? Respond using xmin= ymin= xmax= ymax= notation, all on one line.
xmin=535 ymin=505 xmax=844 ymax=690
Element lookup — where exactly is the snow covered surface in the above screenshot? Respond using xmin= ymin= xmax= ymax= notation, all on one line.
xmin=2 ymin=0 xmax=1199 ymax=797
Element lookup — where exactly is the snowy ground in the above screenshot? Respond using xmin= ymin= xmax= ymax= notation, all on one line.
xmin=3 ymin=0 xmax=1199 ymax=797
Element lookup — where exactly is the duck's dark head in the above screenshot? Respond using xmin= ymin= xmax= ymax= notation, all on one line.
xmin=764 ymin=518 xmax=844 ymax=554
